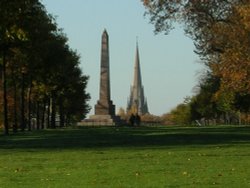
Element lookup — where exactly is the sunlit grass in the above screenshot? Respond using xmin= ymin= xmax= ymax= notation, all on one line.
xmin=0 ymin=126 xmax=250 ymax=187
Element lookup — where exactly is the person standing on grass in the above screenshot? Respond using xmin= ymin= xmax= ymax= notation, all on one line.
xmin=135 ymin=113 xmax=141 ymax=126
xmin=129 ymin=114 xmax=135 ymax=126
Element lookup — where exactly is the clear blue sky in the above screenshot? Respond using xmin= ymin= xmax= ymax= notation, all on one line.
xmin=42 ymin=0 xmax=203 ymax=116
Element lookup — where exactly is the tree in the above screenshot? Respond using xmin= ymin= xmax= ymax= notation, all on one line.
xmin=142 ymin=0 xmax=250 ymax=120
xmin=168 ymin=103 xmax=191 ymax=125
xmin=20 ymin=0 xmax=57 ymax=130
xmin=190 ymin=74 xmax=220 ymax=120
xmin=0 ymin=0 xmax=30 ymax=134
xmin=143 ymin=0 xmax=250 ymax=94
xmin=141 ymin=113 xmax=161 ymax=125
xmin=117 ymin=107 xmax=127 ymax=120
xmin=0 ymin=1 xmax=90 ymax=133
xmin=203 ymin=2 xmax=250 ymax=95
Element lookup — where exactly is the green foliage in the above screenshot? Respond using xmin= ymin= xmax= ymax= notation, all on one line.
xmin=0 ymin=1 xmax=90 ymax=131
xmin=215 ymin=91 xmax=235 ymax=113
xmin=190 ymin=74 xmax=220 ymax=120
xmin=1 ymin=126 xmax=250 ymax=187
xmin=168 ymin=103 xmax=191 ymax=125
xmin=143 ymin=0 xmax=250 ymax=121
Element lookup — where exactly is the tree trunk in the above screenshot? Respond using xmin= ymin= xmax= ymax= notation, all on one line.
xmin=2 ymin=47 xmax=9 ymax=135
xmin=41 ymin=99 xmax=46 ymax=129
xmin=20 ymin=72 xmax=25 ymax=131
xmin=36 ymin=101 xmax=40 ymax=130
xmin=47 ymin=97 xmax=51 ymax=128
xmin=10 ymin=66 xmax=18 ymax=133
xmin=51 ymin=93 xmax=56 ymax=129
xmin=13 ymin=76 xmax=18 ymax=133
xmin=59 ymin=97 xmax=65 ymax=127
xmin=27 ymin=83 xmax=32 ymax=131
xmin=238 ymin=111 xmax=241 ymax=125
xmin=65 ymin=115 xmax=70 ymax=126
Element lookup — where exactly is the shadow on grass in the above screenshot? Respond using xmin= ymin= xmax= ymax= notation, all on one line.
xmin=0 ymin=126 xmax=250 ymax=150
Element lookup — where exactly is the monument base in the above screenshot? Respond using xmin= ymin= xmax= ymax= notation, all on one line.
xmin=95 ymin=101 xmax=115 ymax=116
xmin=77 ymin=115 xmax=122 ymax=126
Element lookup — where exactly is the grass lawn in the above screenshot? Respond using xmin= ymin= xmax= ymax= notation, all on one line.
xmin=0 ymin=125 xmax=250 ymax=188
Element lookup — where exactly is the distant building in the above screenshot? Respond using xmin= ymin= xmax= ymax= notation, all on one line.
xmin=127 ymin=42 xmax=149 ymax=115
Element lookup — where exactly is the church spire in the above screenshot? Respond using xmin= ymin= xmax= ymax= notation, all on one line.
xmin=127 ymin=40 xmax=149 ymax=115
xmin=133 ymin=39 xmax=142 ymax=95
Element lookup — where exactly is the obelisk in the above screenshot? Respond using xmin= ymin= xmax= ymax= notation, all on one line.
xmin=78 ymin=29 xmax=121 ymax=126
xmin=94 ymin=29 xmax=115 ymax=116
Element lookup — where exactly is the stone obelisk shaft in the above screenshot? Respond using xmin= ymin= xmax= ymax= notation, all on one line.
xmin=100 ymin=29 xmax=110 ymax=101
xmin=95 ymin=30 xmax=115 ymax=116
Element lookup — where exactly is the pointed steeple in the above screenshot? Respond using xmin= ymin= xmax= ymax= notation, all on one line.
xmin=133 ymin=39 xmax=142 ymax=89
xmin=127 ymin=40 xmax=149 ymax=115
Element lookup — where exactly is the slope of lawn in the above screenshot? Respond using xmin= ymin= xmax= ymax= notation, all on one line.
xmin=0 ymin=125 xmax=250 ymax=187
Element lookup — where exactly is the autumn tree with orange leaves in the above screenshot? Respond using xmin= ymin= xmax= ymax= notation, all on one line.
xmin=143 ymin=0 xmax=249 ymax=93
xmin=142 ymin=0 xmax=250 ymax=121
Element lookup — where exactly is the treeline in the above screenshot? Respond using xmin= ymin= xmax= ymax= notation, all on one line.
xmin=0 ymin=1 xmax=90 ymax=135
xmin=143 ymin=0 xmax=250 ymax=125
